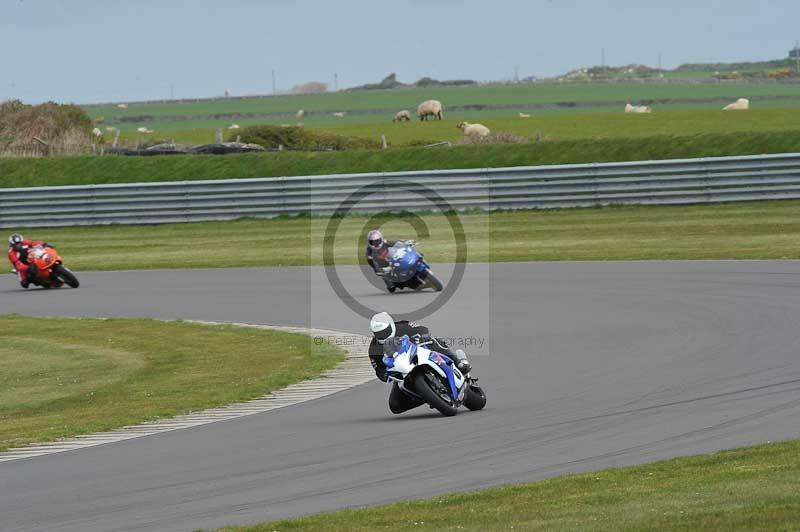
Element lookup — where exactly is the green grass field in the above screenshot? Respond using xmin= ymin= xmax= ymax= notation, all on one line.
xmin=0 ymin=316 xmax=342 ymax=451
xmin=103 ymin=106 xmax=800 ymax=146
xmin=5 ymin=201 xmax=800 ymax=273
xmin=217 ymin=440 xmax=800 ymax=532
xmin=86 ymin=82 xmax=800 ymax=123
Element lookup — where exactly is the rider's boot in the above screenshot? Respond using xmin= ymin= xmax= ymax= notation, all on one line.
xmin=383 ymin=278 xmax=396 ymax=293
xmin=453 ymin=349 xmax=472 ymax=375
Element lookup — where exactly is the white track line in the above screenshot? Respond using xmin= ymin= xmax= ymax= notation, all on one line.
xmin=0 ymin=322 xmax=373 ymax=463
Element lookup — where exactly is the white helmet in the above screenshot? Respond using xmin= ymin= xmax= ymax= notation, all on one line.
xmin=367 ymin=229 xmax=384 ymax=250
xmin=370 ymin=311 xmax=396 ymax=344
xmin=9 ymin=234 xmax=23 ymax=246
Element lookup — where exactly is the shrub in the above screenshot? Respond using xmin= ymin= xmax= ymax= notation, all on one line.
xmin=229 ymin=124 xmax=381 ymax=151
xmin=0 ymin=99 xmax=95 ymax=156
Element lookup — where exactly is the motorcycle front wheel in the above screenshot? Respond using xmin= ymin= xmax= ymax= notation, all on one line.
xmin=423 ymin=268 xmax=443 ymax=291
xmin=413 ymin=368 xmax=458 ymax=417
xmin=53 ymin=264 xmax=80 ymax=288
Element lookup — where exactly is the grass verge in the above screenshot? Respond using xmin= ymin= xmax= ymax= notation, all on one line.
xmin=0 ymin=315 xmax=343 ymax=451
xmin=3 ymin=129 xmax=800 ymax=188
xmin=5 ymin=201 xmax=800 ymax=272
xmin=216 ymin=440 xmax=800 ymax=532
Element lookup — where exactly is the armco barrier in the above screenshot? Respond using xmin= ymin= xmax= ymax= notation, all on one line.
xmin=2 ymin=153 xmax=800 ymax=227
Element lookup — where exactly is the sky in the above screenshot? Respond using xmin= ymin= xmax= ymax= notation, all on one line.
xmin=1 ymin=0 xmax=798 ymax=104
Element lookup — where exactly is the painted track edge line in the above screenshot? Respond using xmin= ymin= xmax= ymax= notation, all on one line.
xmin=0 ymin=321 xmax=372 ymax=464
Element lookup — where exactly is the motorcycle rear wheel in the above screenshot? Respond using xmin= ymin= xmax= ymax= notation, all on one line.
xmin=53 ymin=264 xmax=80 ymax=288
xmin=413 ymin=369 xmax=458 ymax=416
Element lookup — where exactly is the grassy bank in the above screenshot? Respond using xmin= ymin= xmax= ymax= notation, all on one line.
xmin=3 ymin=129 xmax=800 ymax=188
xmin=217 ymin=440 xmax=800 ymax=532
xmin=0 ymin=316 xmax=343 ymax=450
xmin=5 ymin=201 xmax=800 ymax=272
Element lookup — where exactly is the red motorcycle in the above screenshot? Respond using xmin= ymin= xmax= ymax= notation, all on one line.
xmin=25 ymin=245 xmax=80 ymax=288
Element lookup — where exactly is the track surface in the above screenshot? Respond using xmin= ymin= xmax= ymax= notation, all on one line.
xmin=2 ymin=262 xmax=800 ymax=532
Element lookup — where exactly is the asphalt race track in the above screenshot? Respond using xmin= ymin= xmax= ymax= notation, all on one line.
xmin=2 ymin=262 xmax=800 ymax=532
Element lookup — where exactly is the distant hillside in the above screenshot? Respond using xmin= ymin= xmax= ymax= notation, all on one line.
xmin=347 ymin=73 xmax=476 ymax=91
xmin=555 ymin=57 xmax=799 ymax=82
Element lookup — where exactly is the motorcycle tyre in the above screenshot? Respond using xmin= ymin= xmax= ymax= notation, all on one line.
xmin=463 ymin=384 xmax=487 ymax=411
xmin=423 ymin=268 xmax=444 ymax=292
xmin=53 ymin=264 xmax=80 ymax=288
xmin=413 ymin=369 xmax=458 ymax=417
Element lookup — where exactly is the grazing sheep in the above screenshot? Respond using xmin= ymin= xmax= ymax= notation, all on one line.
xmin=457 ymin=121 xmax=490 ymax=137
xmin=296 ymin=109 xmax=305 ymax=118
xmin=228 ymin=124 xmax=241 ymax=129
xmin=92 ymin=127 xmax=102 ymax=136
xmin=105 ymin=126 xmax=117 ymax=132
xmin=136 ymin=127 xmax=153 ymax=133
xmin=332 ymin=112 xmax=346 ymax=118
xmin=417 ymin=100 xmax=444 ymax=121
xmin=624 ymin=103 xmax=652 ymax=114
xmin=393 ymin=110 xmax=411 ymax=122
xmin=518 ymin=112 xmax=531 ymax=118
xmin=723 ymin=98 xmax=750 ymax=110
xmin=116 ymin=103 xmax=128 ymax=109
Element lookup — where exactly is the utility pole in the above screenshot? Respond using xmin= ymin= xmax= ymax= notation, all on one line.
xmin=271 ymin=69 xmax=276 ymax=95
xmin=658 ymin=53 xmax=662 ymax=73
xmin=796 ymin=40 xmax=799 ymax=75
xmin=601 ymin=47 xmax=605 ymax=69
xmin=334 ymin=72 xmax=338 ymax=91
xmin=170 ymin=83 xmax=174 ymax=99
xmin=514 ymin=65 xmax=519 ymax=83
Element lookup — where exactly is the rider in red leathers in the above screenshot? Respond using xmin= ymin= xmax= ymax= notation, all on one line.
xmin=7 ymin=233 xmax=48 ymax=288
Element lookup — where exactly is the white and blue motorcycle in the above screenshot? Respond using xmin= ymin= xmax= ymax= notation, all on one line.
xmin=383 ymin=335 xmax=487 ymax=416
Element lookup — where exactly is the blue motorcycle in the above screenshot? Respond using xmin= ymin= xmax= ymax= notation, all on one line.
xmin=379 ymin=241 xmax=443 ymax=293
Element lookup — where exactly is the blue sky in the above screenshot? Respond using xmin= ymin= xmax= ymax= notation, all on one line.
xmin=2 ymin=0 xmax=798 ymax=103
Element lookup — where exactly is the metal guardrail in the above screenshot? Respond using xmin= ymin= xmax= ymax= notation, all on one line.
xmin=2 ymin=153 xmax=800 ymax=227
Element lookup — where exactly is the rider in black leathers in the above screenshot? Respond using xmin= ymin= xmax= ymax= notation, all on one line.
xmin=368 ymin=311 xmax=471 ymax=414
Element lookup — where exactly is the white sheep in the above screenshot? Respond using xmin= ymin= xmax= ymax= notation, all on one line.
xmin=393 ymin=110 xmax=411 ymax=122
xmin=296 ymin=109 xmax=305 ymax=118
xmin=92 ymin=127 xmax=102 ymax=136
xmin=624 ymin=103 xmax=652 ymax=114
xmin=332 ymin=111 xmax=346 ymax=118
xmin=457 ymin=121 xmax=490 ymax=137
xmin=228 ymin=124 xmax=241 ymax=129
xmin=723 ymin=98 xmax=749 ymax=110
xmin=116 ymin=103 xmax=128 ymax=109
xmin=518 ymin=112 xmax=531 ymax=118
xmin=417 ymin=100 xmax=443 ymax=121
xmin=136 ymin=127 xmax=153 ymax=133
